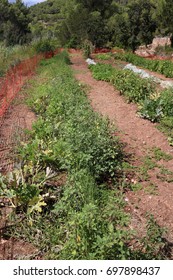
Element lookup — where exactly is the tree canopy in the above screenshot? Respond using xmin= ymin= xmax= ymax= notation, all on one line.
xmin=0 ymin=0 xmax=31 ymax=45
xmin=0 ymin=0 xmax=172 ymax=50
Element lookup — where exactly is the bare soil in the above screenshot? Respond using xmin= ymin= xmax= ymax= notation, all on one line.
xmin=0 ymin=238 xmax=39 ymax=260
xmin=0 ymin=92 xmax=36 ymax=173
xmin=70 ymin=52 xmax=173 ymax=245
xmin=0 ymin=83 xmax=37 ymax=260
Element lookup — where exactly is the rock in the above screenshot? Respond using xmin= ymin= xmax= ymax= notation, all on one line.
xmin=152 ymin=36 xmax=171 ymax=49
xmin=135 ymin=36 xmax=171 ymax=57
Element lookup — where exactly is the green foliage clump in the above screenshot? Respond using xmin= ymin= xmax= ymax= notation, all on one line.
xmin=51 ymin=171 xmax=130 ymax=260
xmin=35 ymin=40 xmax=55 ymax=53
xmin=139 ymin=97 xmax=163 ymax=122
xmin=139 ymin=88 xmax=173 ymax=124
xmin=89 ymin=63 xmax=114 ymax=82
xmin=90 ymin=63 xmax=154 ymax=103
xmin=96 ymin=53 xmax=112 ymax=60
xmin=81 ymin=39 xmax=94 ymax=58
xmin=0 ymin=43 xmax=36 ymax=77
xmin=0 ymin=0 xmax=31 ymax=46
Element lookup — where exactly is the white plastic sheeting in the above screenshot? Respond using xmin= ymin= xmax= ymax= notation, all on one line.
xmin=86 ymin=58 xmax=97 ymax=65
xmin=160 ymin=80 xmax=173 ymax=89
xmin=124 ymin=63 xmax=173 ymax=89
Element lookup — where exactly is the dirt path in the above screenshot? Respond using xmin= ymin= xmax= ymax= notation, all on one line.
xmin=70 ymin=52 xmax=173 ymax=243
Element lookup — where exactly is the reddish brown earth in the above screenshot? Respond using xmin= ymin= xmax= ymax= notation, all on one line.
xmin=0 ymin=238 xmax=39 ymax=260
xmin=70 ymin=52 xmax=173 ymax=245
xmin=0 ymin=62 xmax=38 ymax=259
xmin=0 ymin=93 xmax=36 ymax=174
xmin=0 ymin=51 xmax=59 ymax=259
xmin=0 ymin=93 xmax=38 ymax=260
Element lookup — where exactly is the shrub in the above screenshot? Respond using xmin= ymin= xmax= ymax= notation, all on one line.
xmin=35 ymin=40 xmax=55 ymax=54
xmin=82 ymin=39 xmax=94 ymax=58
xmin=139 ymin=97 xmax=163 ymax=122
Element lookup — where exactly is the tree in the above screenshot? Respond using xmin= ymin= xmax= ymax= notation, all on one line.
xmin=161 ymin=0 xmax=173 ymax=45
xmin=29 ymin=0 xmax=64 ymax=40
xmin=58 ymin=0 xmax=113 ymax=47
xmin=0 ymin=0 xmax=10 ymax=41
xmin=107 ymin=2 xmax=130 ymax=48
xmin=0 ymin=0 xmax=31 ymax=45
xmin=127 ymin=0 xmax=156 ymax=51
xmin=10 ymin=0 xmax=31 ymax=44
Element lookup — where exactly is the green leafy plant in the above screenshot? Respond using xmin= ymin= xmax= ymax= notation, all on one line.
xmin=35 ymin=40 xmax=55 ymax=54
xmin=141 ymin=214 xmax=167 ymax=259
xmin=96 ymin=53 xmax=112 ymax=60
xmin=90 ymin=63 xmax=155 ymax=103
xmin=139 ymin=97 xmax=163 ymax=122
xmin=152 ymin=147 xmax=173 ymax=161
xmin=82 ymin=39 xmax=94 ymax=58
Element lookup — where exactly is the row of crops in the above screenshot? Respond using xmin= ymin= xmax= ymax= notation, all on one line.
xmin=0 ymin=52 xmax=167 ymax=260
xmin=91 ymin=53 xmax=173 ymax=144
xmin=113 ymin=52 xmax=173 ymax=78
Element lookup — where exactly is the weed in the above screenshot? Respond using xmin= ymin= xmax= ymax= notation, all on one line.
xmin=137 ymin=156 xmax=158 ymax=181
xmin=157 ymin=166 xmax=173 ymax=183
xmin=95 ymin=53 xmax=112 ymax=60
xmin=152 ymin=147 xmax=173 ymax=161
xmin=34 ymin=40 xmax=55 ymax=54
xmin=82 ymin=39 xmax=94 ymax=58
xmin=144 ymin=183 xmax=158 ymax=195
xmin=0 ymin=43 xmax=36 ymax=76
xmin=130 ymin=182 xmax=143 ymax=192
xmin=142 ymin=214 xmax=167 ymax=259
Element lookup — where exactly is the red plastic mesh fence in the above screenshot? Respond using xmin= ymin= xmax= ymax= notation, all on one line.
xmin=0 ymin=50 xmax=59 ymax=259
xmin=0 ymin=53 xmax=44 ymax=118
xmin=0 ymin=50 xmax=58 ymax=119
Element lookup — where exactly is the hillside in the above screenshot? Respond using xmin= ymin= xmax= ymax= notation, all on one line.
xmin=28 ymin=0 xmax=171 ymax=49
xmin=29 ymin=0 xmax=63 ymax=39
xmin=0 ymin=0 xmax=172 ymax=49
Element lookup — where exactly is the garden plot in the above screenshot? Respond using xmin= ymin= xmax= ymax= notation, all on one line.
xmin=71 ymin=51 xmax=173 ymax=247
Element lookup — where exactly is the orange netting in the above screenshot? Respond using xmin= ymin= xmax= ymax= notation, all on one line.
xmin=0 ymin=50 xmax=58 ymax=118
xmin=0 ymin=54 xmax=43 ymax=117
